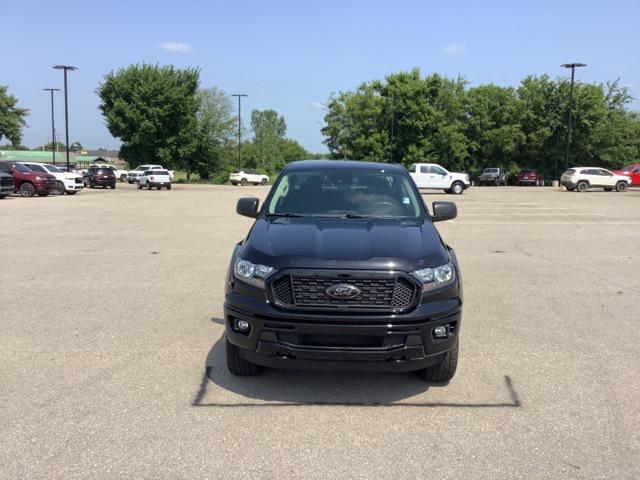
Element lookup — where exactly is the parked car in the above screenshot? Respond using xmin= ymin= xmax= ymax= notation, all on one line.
xmin=21 ymin=162 xmax=83 ymax=195
xmin=478 ymin=168 xmax=508 ymax=186
xmin=0 ymin=170 xmax=13 ymax=198
xmin=90 ymin=164 xmax=129 ymax=182
xmin=561 ymin=167 xmax=631 ymax=192
xmin=612 ymin=164 xmax=640 ymax=186
xmin=225 ymin=160 xmax=461 ymax=382
xmin=127 ymin=164 xmax=174 ymax=183
xmin=517 ymin=169 xmax=544 ymax=186
xmin=0 ymin=161 xmax=57 ymax=197
xmin=408 ymin=163 xmax=470 ymax=194
xmin=83 ymin=166 xmax=116 ymax=189
xmin=137 ymin=169 xmax=172 ymax=190
xmin=229 ymin=169 xmax=269 ymax=186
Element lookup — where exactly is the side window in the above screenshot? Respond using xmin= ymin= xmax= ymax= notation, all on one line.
xmin=268 ymin=176 xmax=290 ymax=213
xmin=28 ymin=164 xmax=46 ymax=173
xmin=408 ymin=164 xmax=416 ymax=173
xmin=431 ymin=165 xmax=447 ymax=175
xmin=599 ymin=169 xmax=612 ymax=176
xmin=420 ymin=166 xmax=430 ymax=173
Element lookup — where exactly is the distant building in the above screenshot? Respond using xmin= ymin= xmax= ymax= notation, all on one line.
xmin=0 ymin=149 xmax=123 ymax=168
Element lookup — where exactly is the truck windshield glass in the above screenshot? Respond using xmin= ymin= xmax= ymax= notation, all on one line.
xmin=266 ymin=168 xmax=423 ymax=219
xmin=484 ymin=168 xmax=499 ymax=173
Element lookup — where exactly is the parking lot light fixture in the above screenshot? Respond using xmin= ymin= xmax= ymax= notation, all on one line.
xmin=52 ymin=65 xmax=78 ymax=171
xmin=43 ymin=88 xmax=60 ymax=164
xmin=231 ymin=94 xmax=248 ymax=170
xmin=561 ymin=63 xmax=587 ymax=171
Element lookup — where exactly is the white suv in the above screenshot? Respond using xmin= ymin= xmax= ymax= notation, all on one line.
xmin=137 ymin=169 xmax=172 ymax=190
xmin=21 ymin=162 xmax=83 ymax=195
xmin=408 ymin=163 xmax=470 ymax=194
xmin=229 ymin=169 xmax=269 ymax=186
xmin=561 ymin=167 xmax=631 ymax=192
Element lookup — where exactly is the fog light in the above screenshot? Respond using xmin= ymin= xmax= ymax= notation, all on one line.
xmin=433 ymin=325 xmax=448 ymax=339
xmin=235 ymin=319 xmax=251 ymax=332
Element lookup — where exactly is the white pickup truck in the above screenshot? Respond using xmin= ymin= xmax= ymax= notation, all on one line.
xmin=127 ymin=164 xmax=174 ymax=183
xmin=137 ymin=169 xmax=172 ymax=190
xmin=408 ymin=163 xmax=470 ymax=194
xmin=21 ymin=162 xmax=84 ymax=195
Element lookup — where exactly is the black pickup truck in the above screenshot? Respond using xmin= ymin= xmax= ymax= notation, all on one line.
xmin=224 ymin=160 xmax=462 ymax=382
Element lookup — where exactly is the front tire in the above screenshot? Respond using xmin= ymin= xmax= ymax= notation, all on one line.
xmin=615 ymin=181 xmax=628 ymax=192
xmin=19 ymin=182 xmax=35 ymax=197
xmin=577 ymin=181 xmax=589 ymax=192
xmin=54 ymin=181 xmax=65 ymax=195
xmin=226 ymin=338 xmax=263 ymax=376
xmin=240 ymin=178 xmax=248 ymax=186
xmin=261 ymin=178 xmax=268 ymax=185
xmin=419 ymin=341 xmax=458 ymax=383
xmin=450 ymin=182 xmax=464 ymax=195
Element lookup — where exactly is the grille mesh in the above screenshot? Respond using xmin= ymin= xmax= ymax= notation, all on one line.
xmin=270 ymin=273 xmax=417 ymax=311
xmin=1 ymin=177 xmax=12 ymax=187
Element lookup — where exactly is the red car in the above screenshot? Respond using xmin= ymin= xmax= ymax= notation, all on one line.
xmin=516 ymin=169 xmax=544 ymax=186
xmin=0 ymin=161 xmax=57 ymax=197
xmin=612 ymin=164 xmax=640 ymax=186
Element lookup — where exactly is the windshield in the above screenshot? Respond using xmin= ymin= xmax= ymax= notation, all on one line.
xmin=265 ymin=167 xmax=424 ymax=219
xmin=13 ymin=163 xmax=31 ymax=173
xmin=484 ymin=168 xmax=499 ymax=173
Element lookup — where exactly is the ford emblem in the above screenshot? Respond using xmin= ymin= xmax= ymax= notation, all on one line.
xmin=326 ymin=284 xmax=361 ymax=299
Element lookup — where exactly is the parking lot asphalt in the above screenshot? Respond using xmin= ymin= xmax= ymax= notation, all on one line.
xmin=1 ymin=183 xmax=639 ymax=479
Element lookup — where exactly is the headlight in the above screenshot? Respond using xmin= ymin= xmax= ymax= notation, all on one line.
xmin=411 ymin=262 xmax=455 ymax=292
xmin=234 ymin=258 xmax=275 ymax=288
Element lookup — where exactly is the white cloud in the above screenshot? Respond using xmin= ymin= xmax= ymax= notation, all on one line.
xmin=442 ymin=43 xmax=466 ymax=57
xmin=161 ymin=42 xmax=192 ymax=53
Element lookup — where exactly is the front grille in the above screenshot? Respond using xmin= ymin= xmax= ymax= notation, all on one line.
xmin=1 ymin=177 xmax=12 ymax=187
xmin=277 ymin=332 xmax=406 ymax=348
xmin=74 ymin=177 xmax=83 ymax=184
xmin=270 ymin=272 xmax=418 ymax=312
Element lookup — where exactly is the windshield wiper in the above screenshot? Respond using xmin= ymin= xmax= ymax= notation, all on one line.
xmin=343 ymin=213 xmax=370 ymax=218
xmin=266 ymin=212 xmax=304 ymax=218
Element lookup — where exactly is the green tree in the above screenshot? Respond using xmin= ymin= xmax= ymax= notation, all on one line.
xmin=249 ymin=109 xmax=287 ymax=170
xmin=0 ymin=85 xmax=29 ymax=147
xmin=97 ymin=64 xmax=200 ymax=170
xmin=189 ymin=87 xmax=236 ymax=181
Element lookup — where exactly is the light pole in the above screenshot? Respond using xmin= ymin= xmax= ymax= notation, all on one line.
xmin=43 ymin=88 xmax=60 ymax=164
xmin=231 ymin=94 xmax=247 ymax=170
xmin=561 ymin=63 xmax=586 ymax=171
xmin=389 ymin=96 xmax=396 ymax=163
xmin=52 ymin=65 xmax=78 ymax=170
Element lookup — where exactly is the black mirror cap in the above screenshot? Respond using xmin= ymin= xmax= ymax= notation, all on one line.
xmin=237 ymin=197 xmax=260 ymax=218
xmin=431 ymin=201 xmax=457 ymax=222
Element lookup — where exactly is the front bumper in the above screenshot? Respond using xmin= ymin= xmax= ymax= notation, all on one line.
xmin=224 ymin=289 xmax=461 ymax=373
xmin=64 ymin=179 xmax=83 ymax=191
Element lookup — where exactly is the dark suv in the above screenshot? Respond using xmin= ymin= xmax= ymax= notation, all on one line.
xmin=83 ymin=167 xmax=116 ymax=189
xmin=225 ymin=160 xmax=462 ymax=382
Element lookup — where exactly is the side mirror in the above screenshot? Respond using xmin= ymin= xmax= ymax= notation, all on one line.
xmin=237 ymin=197 xmax=259 ymax=218
xmin=431 ymin=201 xmax=457 ymax=222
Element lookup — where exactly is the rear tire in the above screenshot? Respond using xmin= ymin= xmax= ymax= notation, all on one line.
xmin=419 ymin=341 xmax=458 ymax=382
xmin=226 ymin=338 xmax=263 ymax=376
xmin=450 ymin=182 xmax=464 ymax=195
xmin=167 ymin=184 xmax=172 ymax=190
xmin=120 ymin=174 xmax=127 ymax=182
xmin=577 ymin=181 xmax=589 ymax=192
xmin=261 ymin=178 xmax=268 ymax=185
xmin=240 ymin=178 xmax=248 ymax=186
xmin=615 ymin=181 xmax=628 ymax=192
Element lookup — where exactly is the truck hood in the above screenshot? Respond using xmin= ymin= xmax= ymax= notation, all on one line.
xmin=239 ymin=217 xmax=450 ymax=271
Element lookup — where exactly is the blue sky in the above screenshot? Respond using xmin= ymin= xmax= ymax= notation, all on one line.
xmin=2 ymin=0 xmax=639 ymax=153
